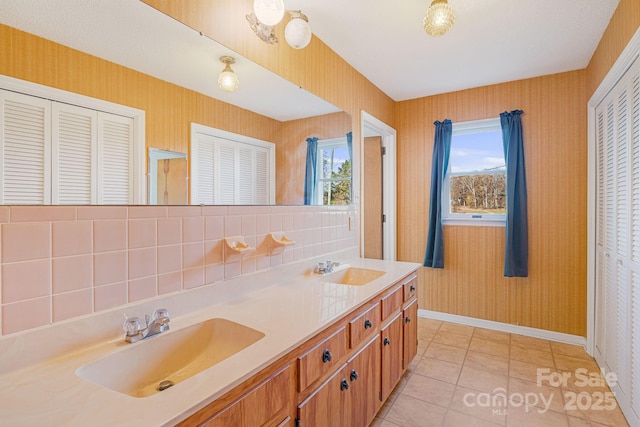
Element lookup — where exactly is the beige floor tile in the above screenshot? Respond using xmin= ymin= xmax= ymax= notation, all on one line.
xmin=506 ymin=405 xmax=569 ymax=427
xmin=565 ymin=402 xmax=630 ymax=426
xmin=509 ymin=359 xmax=553 ymax=383
xmin=420 ymin=318 xmax=443 ymax=330
xmin=432 ymin=330 xmax=472 ymax=349
xmin=369 ymin=417 xmax=402 ymax=427
xmin=458 ymin=365 xmax=509 ymax=394
xmin=511 ymin=334 xmax=552 ymax=352
xmin=419 ymin=328 xmax=438 ymax=341
xmin=443 ymin=410 xmax=503 ymax=427
xmin=440 ymin=321 xmax=475 ymax=337
xmin=568 ymin=415 xmax=615 ymax=426
xmin=465 ymin=350 xmax=509 ymax=375
xmin=414 ymin=357 xmax=463 ymax=384
xmin=417 ymin=338 xmax=432 ymax=355
xmin=510 ymin=344 xmax=556 ymax=367
xmin=553 ymin=353 xmax=600 ymax=373
xmin=508 ymin=377 xmax=566 ymax=413
xmin=401 ymin=374 xmax=456 ymax=408
xmin=473 ymin=328 xmax=511 ymax=344
xmin=425 ymin=341 xmax=468 ymax=364
xmin=469 ymin=336 xmax=510 ymax=358
xmin=550 ymin=341 xmax=592 ymax=360
xmin=449 ymin=385 xmax=507 ymax=425
xmin=384 ymin=394 xmax=447 ymax=427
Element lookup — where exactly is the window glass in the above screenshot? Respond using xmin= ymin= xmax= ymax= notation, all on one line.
xmin=445 ymin=119 xmax=506 ymax=225
xmin=316 ymin=139 xmax=351 ymax=205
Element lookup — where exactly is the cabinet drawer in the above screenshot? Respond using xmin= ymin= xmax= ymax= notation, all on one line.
xmin=348 ymin=302 xmax=380 ymax=348
xmin=380 ymin=285 xmax=403 ymax=321
xmin=298 ymin=326 xmax=348 ymax=392
xmin=403 ymin=274 xmax=418 ymax=301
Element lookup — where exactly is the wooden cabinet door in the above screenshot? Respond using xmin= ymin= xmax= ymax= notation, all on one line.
xmin=403 ymin=298 xmax=418 ymax=370
xmin=297 ymin=364 xmax=351 ymax=427
xmin=347 ymin=335 xmax=380 ymax=427
xmin=380 ymin=312 xmax=404 ymax=402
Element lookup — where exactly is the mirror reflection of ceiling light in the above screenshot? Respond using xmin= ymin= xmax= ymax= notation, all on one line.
xmin=217 ymin=56 xmax=239 ymax=92
xmin=253 ymin=0 xmax=285 ymax=26
xmin=284 ymin=10 xmax=312 ymax=49
xmin=423 ymin=0 xmax=456 ymax=37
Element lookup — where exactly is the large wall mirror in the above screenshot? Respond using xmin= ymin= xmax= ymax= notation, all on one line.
xmin=0 ymin=0 xmax=351 ymax=206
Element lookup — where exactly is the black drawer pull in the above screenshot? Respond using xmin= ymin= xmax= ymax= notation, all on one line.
xmin=322 ymin=349 xmax=332 ymax=363
xmin=364 ymin=319 xmax=372 ymax=329
xmin=410 ymin=285 xmax=416 ymax=292
xmin=405 ymin=316 xmax=411 ymax=324
xmin=383 ymin=337 xmax=390 ymax=346
xmin=340 ymin=379 xmax=349 ymax=391
xmin=350 ymin=369 xmax=359 ymax=381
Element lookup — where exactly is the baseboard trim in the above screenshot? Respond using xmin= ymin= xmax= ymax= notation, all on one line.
xmin=418 ymin=309 xmax=587 ymax=349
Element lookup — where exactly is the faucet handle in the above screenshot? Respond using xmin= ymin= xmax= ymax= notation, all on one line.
xmin=152 ymin=308 xmax=170 ymax=321
xmin=123 ymin=317 xmax=144 ymax=336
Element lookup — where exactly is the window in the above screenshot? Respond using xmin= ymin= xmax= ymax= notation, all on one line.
xmin=443 ymin=118 xmax=506 ymax=226
xmin=315 ymin=138 xmax=351 ymax=205
xmin=190 ymin=123 xmax=275 ymax=205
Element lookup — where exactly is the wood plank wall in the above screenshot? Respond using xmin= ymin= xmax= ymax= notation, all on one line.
xmin=395 ymin=71 xmax=589 ymax=336
xmin=277 ymin=112 xmax=352 ymax=205
xmin=586 ymin=0 xmax=640 ymax=98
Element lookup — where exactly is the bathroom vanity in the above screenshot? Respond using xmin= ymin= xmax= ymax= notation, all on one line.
xmin=0 ymin=257 xmax=419 ymax=426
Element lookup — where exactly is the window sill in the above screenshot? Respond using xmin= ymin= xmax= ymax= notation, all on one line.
xmin=443 ymin=217 xmax=505 ymax=227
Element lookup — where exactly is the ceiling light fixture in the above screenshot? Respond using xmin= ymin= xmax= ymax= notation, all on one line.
xmin=253 ymin=0 xmax=285 ymax=26
xmin=284 ymin=10 xmax=312 ymax=49
xmin=217 ymin=56 xmax=239 ymax=92
xmin=423 ymin=0 xmax=456 ymax=37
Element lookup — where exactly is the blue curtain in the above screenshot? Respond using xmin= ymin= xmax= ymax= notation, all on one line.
xmin=500 ymin=110 xmax=528 ymax=277
xmin=424 ymin=120 xmax=452 ymax=268
xmin=304 ymin=137 xmax=318 ymax=205
xmin=346 ymin=131 xmax=352 ymax=161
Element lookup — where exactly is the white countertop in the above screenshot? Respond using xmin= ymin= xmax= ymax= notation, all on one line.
xmin=0 ymin=256 xmax=420 ymax=427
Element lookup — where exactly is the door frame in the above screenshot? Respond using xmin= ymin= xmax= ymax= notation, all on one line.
xmin=586 ymin=27 xmax=640 ymax=356
xmin=360 ymin=110 xmax=397 ymax=261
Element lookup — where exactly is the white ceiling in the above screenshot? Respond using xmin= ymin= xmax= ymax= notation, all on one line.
xmin=0 ymin=0 xmax=621 ymax=116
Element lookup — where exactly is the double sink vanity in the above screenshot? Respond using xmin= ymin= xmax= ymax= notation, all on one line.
xmin=0 ymin=255 xmax=419 ymax=426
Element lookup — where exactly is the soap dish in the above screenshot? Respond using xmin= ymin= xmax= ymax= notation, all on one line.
xmin=224 ymin=237 xmax=256 ymax=262
xmin=268 ymin=233 xmax=295 ymax=255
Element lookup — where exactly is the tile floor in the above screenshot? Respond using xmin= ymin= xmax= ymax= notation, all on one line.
xmin=371 ymin=318 xmax=630 ymax=427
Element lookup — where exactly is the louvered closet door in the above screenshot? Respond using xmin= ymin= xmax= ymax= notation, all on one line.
xmin=595 ymin=54 xmax=640 ymax=426
xmin=216 ymin=140 xmax=236 ymax=204
xmin=52 ymin=103 xmax=97 ymax=204
xmin=194 ymin=133 xmax=215 ymax=205
xmin=255 ymin=148 xmax=269 ymax=205
xmin=0 ymin=90 xmax=51 ymax=204
xmin=98 ymin=112 xmax=133 ymax=204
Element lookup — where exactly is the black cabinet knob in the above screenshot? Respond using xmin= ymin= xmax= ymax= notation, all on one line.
xmin=322 ymin=349 xmax=332 ymax=363
xmin=410 ymin=285 xmax=416 ymax=292
xmin=340 ymin=379 xmax=349 ymax=391
xmin=383 ymin=337 xmax=390 ymax=346
xmin=405 ymin=316 xmax=411 ymax=324
xmin=364 ymin=319 xmax=372 ymax=329
xmin=350 ymin=369 xmax=359 ymax=381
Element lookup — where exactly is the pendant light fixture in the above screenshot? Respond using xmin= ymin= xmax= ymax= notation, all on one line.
xmin=217 ymin=56 xmax=239 ymax=92
xmin=423 ymin=0 xmax=456 ymax=37
xmin=284 ymin=10 xmax=312 ymax=49
xmin=253 ymin=0 xmax=285 ymax=26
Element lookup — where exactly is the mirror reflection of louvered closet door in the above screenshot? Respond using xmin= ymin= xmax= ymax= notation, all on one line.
xmin=594 ymin=54 xmax=640 ymax=427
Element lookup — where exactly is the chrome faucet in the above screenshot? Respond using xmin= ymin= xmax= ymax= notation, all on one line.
xmin=316 ymin=260 xmax=340 ymax=275
xmin=123 ymin=308 xmax=170 ymax=343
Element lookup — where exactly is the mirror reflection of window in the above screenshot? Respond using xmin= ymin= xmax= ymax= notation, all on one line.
xmin=315 ymin=138 xmax=351 ymax=205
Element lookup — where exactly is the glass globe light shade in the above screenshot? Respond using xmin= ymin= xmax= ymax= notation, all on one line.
xmin=423 ymin=0 xmax=455 ymax=37
xmin=253 ymin=0 xmax=285 ymax=26
xmin=218 ymin=68 xmax=239 ymax=92
xmin=285 ymin=17 xmax=312 ymax=49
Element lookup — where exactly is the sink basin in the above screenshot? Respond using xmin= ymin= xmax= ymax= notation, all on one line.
xmin=323 ymin=267 xmax=386 ymax=286
xmin=76 ymin=318 xmax=264 ymax=398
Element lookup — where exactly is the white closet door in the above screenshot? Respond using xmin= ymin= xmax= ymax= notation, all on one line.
xmin=237 ymin=146 xmax=254 ymax=205
xmin=98 ymin=112 xmax=133 ymax=204
xmin=52 ymin=103 xmax=97 ymax=204
xmin=255 ymin=149 xmax=269 ymax=205
xmin=216 ymin=141 xmax=236 ymax=204
xmin=193 ymin=133 xmax=215 ymax=205
xmin=0 ymin=90 xmax=51 ymax=204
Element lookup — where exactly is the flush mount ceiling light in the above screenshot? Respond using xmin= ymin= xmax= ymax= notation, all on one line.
xmin=423 ymin=0 xmax=456 ymax=37
xmin=253 ymin=0 xmax=285 ymax=26
xmin=284 ymin=10 xmax=312 ymax=49
xmin=217 ymin=56 xmax=239 ymax=92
